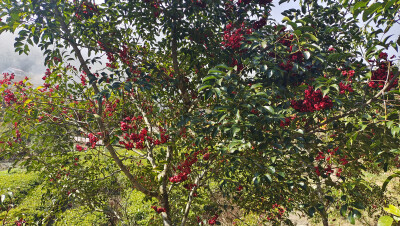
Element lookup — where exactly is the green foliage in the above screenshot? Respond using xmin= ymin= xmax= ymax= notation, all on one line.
xmin=0 ymin=0 xmax=399 ymax=225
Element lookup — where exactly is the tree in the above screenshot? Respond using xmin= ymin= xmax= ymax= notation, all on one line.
xmin=0 ymin=0 xmax=399 ymax=225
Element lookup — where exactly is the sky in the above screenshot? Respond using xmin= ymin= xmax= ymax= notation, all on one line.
xmin=0 ymin=1 xmax=397 ymax=81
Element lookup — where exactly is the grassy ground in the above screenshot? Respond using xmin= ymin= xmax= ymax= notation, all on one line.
xmin=1 ymin=167 xmax=399 ymax=225
xmin=0 ymin=168 xmax=157 ymax=225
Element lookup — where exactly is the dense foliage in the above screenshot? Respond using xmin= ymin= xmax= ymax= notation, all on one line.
xmin=0 ymin=0 xmax=399 ymax=225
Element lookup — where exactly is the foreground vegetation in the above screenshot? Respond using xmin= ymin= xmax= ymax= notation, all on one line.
xmin=1 ymin=166 xmax=399 ymax=225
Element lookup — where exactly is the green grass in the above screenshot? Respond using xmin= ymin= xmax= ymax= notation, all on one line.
xmin=0 ymin=168 xmax=158 ymax=225
xmin=1 ymin=166 xmax=399 ymax=225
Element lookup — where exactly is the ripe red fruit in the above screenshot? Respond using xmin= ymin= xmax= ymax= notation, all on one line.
xmin=203 ymin=153 xmax=210 ymax=160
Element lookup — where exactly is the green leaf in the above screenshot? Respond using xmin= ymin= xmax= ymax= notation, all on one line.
xmin=352 ymin=0 xmax=369 ymax=13
xmin=308 ymin=207 xmax=315 ymax=217
xmin=348 ymin=211 xmax=355 ymax=224
xmin=352 ymin=201 xmax=365 ymax=210
xmin=384 ymin=205 xmax=400 ymax=217
xmin=362 ymin=2 xmax=383 ymax=22
xmin=231 ymin=126 xmax=240 ymax=137
xmin=202 ymin=75 xmax=217 ymax=82
xmin=340 ymin=204 xmax=348 ymax=216
xmin=268 ymin=166 xmax=275 ymax=174
xmin=198 ymin=85 xmax=211 ymax=92
xmin=378 ymin=216 xmax=394 ymax=226
xmin=282 ymin=16 xmax=291 ymax=22
xmin=383 ymin=172 xmax=400 ymax=191
xmin=263 ymin=106 xmax=275 ymax=114
xmin=353 ymin=209 xmax=361 ymax=219
xmin=303 ymin=33 xmax=318 ymax=42
xmin=384 ymin=0 xmax=397 ymax=11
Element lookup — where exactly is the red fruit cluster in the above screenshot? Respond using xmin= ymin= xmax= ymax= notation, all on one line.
xmin=266 ymin=203 xmax=285 ymax=221
xmin=76 ymin=144 xmax=83 ymax=152
xmin=88 ymin=133 xmax=99 ymax=148
xmin=278 ymin=33 xmax=294 ymax=47
xmin=169 ymin=151 xmax=202 ymax=183
xmin=208 ymin=214 xmax=219 ymax=225
xmin=119 ymin=117 xmax=169 ymax=150
xmin=279 ymin=60 xmax=293 ymax=72
xmin=279 ymin=117 xmax=294 ymax=128
xmin=291 ymin=86 xmax=333 ymax=112
xmin=336 ymin=168 xmax=343 ymax=177
xmin=74 ymin=1 xmax=98 ymax=20
xmin=339 ymin=156 xmax=348 ymax=165
xmin=0 ymin=73 xmax=15 ymax=85
xmin=2 ymin=89 xmax=17 ymax=105
xmin=203 ymin=152 xmax=210 ymax=160
xmin=252 ymin=18 xmax=266 ymax=30
xmin=368 ymin=53 xmax=398 ymax=90
xmin=339 ymin=82 xmax=353 ymax=94
xmin=183 ymin=183 xmax=197 ymax=190
xmin=222 ymin=23 xmax=251 ymax=49
xmin=315 ymin=151 xmax=324 ymax=161
xmin=341 ymin=70 xmax=355 ymax=78
xmin=230 ymin=58 xmax=244 ymax=71
xmin=15 ymin=218 xmax=26 ymax=226
xmin=151 ymin=206 xmax=166 ymax=214
xmin=104 ymin=99 xmax=119 ymax=117
xmin=97 ymin=41 xmax=117 ymax=69
xmin=379 ymin=52 xmax=388 ymax=60
xmin=290 ymin=51 xmax=304 ymax=63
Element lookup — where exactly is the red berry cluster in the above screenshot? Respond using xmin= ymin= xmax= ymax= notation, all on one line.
xmin=151 ymin=206 xmax=166 ymax=214
xmin=278 ymin=33 xmax=294 ymax=47
xmin=169 ymin=151 xmax=203 ymax=183
xmin=88 ymin=133 xmax=99 ymax=148
xmin=339 ymin=82 xmax=353 ymax=94
xmin=2 ymin=89 xmax=17 ymax=106
xmin=291 ymin=86 xmax=333 ymax=112
xmin=314 ymin=147 xmax=344 ymax=177
xmin=252 ymin=18 xmax=266 ymax=30
xmin=279 ymin=60 xmax=294 ymax=72
xmin=275 ymin=32 xmax=305 ymax=72
xmin=266 ymin=203 xmax=285 ymax=221
xmin=368 ymin=53 xmax=398 ymax=90
xmin=279 ymin=116 xmax=296 ymax=128
xmin=208 ymin=214 xmax=219 ymax=225
xmin=0 ymin=73 xmax=15 ymax=85
xmin=97 ymin=41 xmax=117 ymax=69
xmin=290 ymin=51 xmax=304 ymax=63
xmin=74 ymin=1 xmax=98 ymax=20
xmin=76 ymin=144 xmax=86 ymax=152
xmin=119 ymin=117 xmax=169 ymax=150
xmin=230 ymin=58 xmax=244 ymax=71
xmin=183 ymin=183 xmax=197 ymax=190
xmin=104 ymin=99 xmax=119 ymax=117
xmin=222 ymin=23 xmax=251 ymax=49
xmin=15 ymin=218 xmax=26 ymax=226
